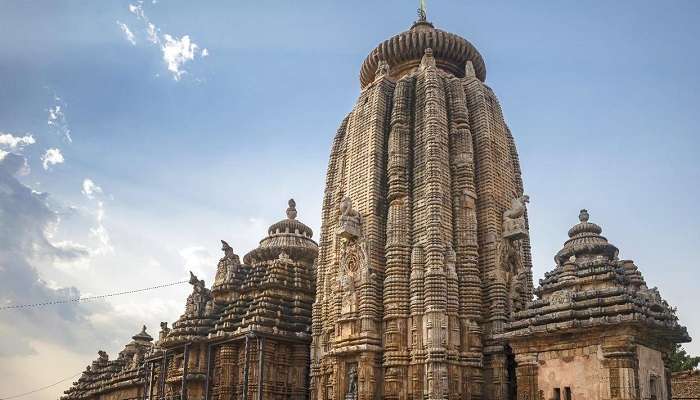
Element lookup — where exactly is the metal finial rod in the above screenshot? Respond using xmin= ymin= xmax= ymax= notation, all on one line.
xmin=417 ymin=0 xmax=427 ymax=21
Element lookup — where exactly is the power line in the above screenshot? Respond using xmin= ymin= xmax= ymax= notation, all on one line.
xmin=0 ymin=371 xmax=82 ymax=400
xmin=0 ymin=279 xmax=189 ymax=311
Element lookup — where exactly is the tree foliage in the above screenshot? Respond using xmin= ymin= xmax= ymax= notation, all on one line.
xmin=670 ymin=344 xmax=700 ymax=373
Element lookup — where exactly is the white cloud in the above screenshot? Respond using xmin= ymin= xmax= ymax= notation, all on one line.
xmin=117 ymin=21 xmax=136 ymax=45
xmin=0 ymin=133 xmax=35 ymax=150
xmin=47 ymin=96 xmax=72 ymax=143
xmin=81 ymin=178 xmax=103 ymax=200
xmin=41 ymin=148 xmax=65 ymax=170
xmin=162 ymin=34 xmax=199 ymax=81
xmin=124 ymin=2 xmax=207 ymax=81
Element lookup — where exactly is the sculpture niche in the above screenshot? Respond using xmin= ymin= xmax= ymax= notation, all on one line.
xmin=337 ymin=197 xmax=366 ymax=317
xmin=499 ymin=195 xmax=531 ymax=315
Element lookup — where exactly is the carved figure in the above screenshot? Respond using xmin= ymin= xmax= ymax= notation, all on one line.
xmin=339 ymin=273 xmax=357 ymax=315
xmin=186 ymin=271 xmax=212 ymax=316
xmin=221 ymin=240 xmax=234 ymax=258
xmin=287 ymin=199 xmax=298 ymax=219
xmin=338 ymin=196 xmax=362 ymax=240
xmin=376 ymin=60 xmax=390 ymax=78
xmin=503 ymin=195 xmax=530 ymax=240
xmin=346 ymin=365 xmax=358 ymax=400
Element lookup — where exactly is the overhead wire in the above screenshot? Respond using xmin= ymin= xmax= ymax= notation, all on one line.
xmin=0 ymin=371 xmax=82 ymax=399
xmin=0 ymin=279 xmax=189 ymax=311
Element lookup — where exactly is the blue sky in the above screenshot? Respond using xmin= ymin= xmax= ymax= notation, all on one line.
xmin=0 ymin=1 xmax=698 ymax=398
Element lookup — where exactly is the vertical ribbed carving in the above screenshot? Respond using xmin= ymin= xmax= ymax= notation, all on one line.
xmin=447 ymin=74 xmax=484 ymax=399
xmin=383 ymin=75 xmax=414 ymax=400
xmin=218 ymin=344 xmax=237 ymax=400
xmin=409 ymin=243 xmax=425 ymax=398
xmin=414 ymin=51 xmax=451 ymax=400
xmin=314 ymin=38 xmax=531 ymax=400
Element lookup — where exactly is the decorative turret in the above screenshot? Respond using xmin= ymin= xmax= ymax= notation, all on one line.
xmin=243 ymin=198 xmax=318 ymax=265
xmin=554 ymin=208 xmax=619 ymax=265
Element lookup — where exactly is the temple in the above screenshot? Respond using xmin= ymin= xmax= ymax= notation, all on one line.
xmin=61 ymin=10 xmax=691 ymax=400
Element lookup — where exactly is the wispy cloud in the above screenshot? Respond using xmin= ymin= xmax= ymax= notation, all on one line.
xmin=117 ymin=21 xmax=136 ymax=45
xmin=81 ymin=178 xmax=103 ymax=200
xmin=121 ymin=1 xmax=208 ymax=81
xmin=41 ymin=148 xmax=65 ymax=170
xmin=47 ymin=96 xmax=72 ymax=143
xmin=81 ymin=179 xmax=113 ymax=254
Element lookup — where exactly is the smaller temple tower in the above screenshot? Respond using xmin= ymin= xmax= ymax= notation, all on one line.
xmin=61 ymin=326 xmax=154 ymax=400
xmin=499 ymin=210 xmax=690 ymax=400
xmin=61 ymin=199 xmax=318 ymax=400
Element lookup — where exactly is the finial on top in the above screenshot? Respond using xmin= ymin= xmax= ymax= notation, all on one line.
xmin=287 ymin=198 xmax=297 ymax=220
xmin=579 ymin=209 xmax=590 ymax=223
xmin=141 ymin=325 xmax=147 ymax=334
xmin=417 ymin=0 xmax=427 ymax=22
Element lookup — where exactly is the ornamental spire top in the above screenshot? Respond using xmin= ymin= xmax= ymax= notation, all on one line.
xmin=417 ymin=0 xmax=427 ymax=22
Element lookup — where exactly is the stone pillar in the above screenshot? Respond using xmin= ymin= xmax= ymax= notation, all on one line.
xmin=603 ymin=344 xmax=640 ymax=400
xmin=218 ymin=344 xmax=237 ymax=400
xmin=514 ymin=354 xmax=538 ymax=400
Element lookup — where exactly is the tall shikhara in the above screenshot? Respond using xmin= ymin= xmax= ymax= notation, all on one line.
xmin=310 ymin=17 xmax=534 ymax=400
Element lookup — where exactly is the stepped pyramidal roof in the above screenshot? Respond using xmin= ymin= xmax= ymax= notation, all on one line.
xmin=501 ymin=209 xmax=689 ymax=342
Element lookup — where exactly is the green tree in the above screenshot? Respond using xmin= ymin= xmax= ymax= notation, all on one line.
xmin=670 ymin=344 xmax=700 ymax=373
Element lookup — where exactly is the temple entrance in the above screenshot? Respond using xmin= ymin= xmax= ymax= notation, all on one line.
xmin=506 ymin=346 xmax=517 ymax=400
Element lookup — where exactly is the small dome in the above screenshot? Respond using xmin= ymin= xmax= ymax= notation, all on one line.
xmin=266 ymin=199 xmax=314 ymax=238
xmin=243 ymin=199 xmax=318 ymax=265
xmin=359 ymin=20 xmax=487 ymax=88
xmin=131 ymin=325 xmax=153 ymax=342
xmin=554 ymin=209 xmax=619 ymax=265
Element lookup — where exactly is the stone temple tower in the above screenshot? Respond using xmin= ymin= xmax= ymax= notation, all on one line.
xmin=310 ymin=13 xmax=533 ymax=400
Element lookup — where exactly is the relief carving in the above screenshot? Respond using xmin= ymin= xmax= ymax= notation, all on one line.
xmin=503 ymin=194 xmax=530 ymax=240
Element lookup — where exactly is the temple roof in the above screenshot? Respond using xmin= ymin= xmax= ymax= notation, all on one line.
xmin=244 ymin=199 xmax=318 ymax=265
xmin=554 ymin=209 xmax=619 ymax=265
xmin=131 ymin=325 xmax=153 ymax=342
xmin=500 ymin=210 xmax=690 ymax=344
xmin=359 ymin=18 xmax=486 ymax=88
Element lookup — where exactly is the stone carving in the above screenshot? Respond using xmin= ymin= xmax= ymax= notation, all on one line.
xmin=338 ymin=196 xmax=362 ymax=240
xmin=375 ymin=60 xmax=390 ymax=79
xmin=159 ymin=321 xmax=170 ymax=341
xmin=186 ymin=271 xmax=212 ymax=317
xmin=215 ymin=240 xmax=241 ymax=286
xmin=345 ymin=365 xmax=358 ymax=400
xmin=503 ymin=194 xmax=530 ymax=240
xmin=549 ymin=290 xmax=573 ymax=305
